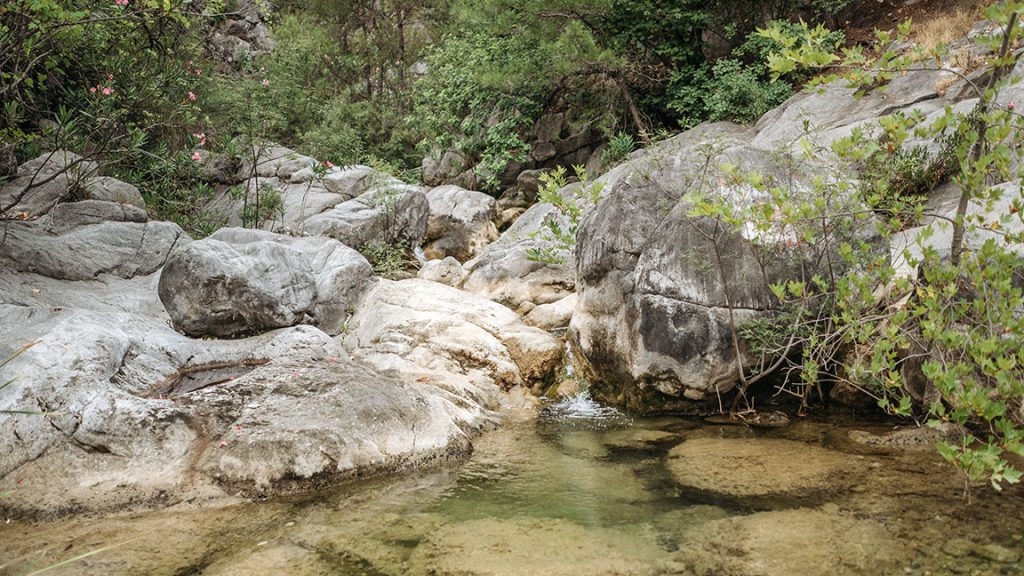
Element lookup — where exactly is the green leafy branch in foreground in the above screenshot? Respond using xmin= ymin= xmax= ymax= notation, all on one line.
xmin=722 ymin=2 xmax=1024 ymax=491
xmin=526 ymin=165 xmax=603 ymax=265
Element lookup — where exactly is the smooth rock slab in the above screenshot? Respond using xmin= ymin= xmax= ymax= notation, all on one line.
xmin=0 ymin=150 xmax=98 ymax=218
xmin=345 ymin=279 xmax=563 ymax=392
xmin=0 ymin=201 xmax=188 ymax=281
xmin=666 ymin=438 xmax=859 ymax=499
xmin=418 ymin=256 xmax=466 ymax=287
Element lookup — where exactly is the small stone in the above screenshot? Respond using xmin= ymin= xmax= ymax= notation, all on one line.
xmin=972 ymin=544 xmax=1020 ymax=564
xmin=942 ymin=538 xmax=974 ymax=558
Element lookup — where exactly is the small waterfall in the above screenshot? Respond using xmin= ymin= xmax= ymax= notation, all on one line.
xmin=541 ymin=340 xmax=627 ymax=425
xmin=413 ymin=246 xmax=428 ymax=264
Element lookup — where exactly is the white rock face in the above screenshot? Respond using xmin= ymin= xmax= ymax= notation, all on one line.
xmin=524 ymin=293 xmax=577 ymax=330
xmin=0 ymin=150 xmax=98 ymax=218
xmin=344 ymin=279 xmax=564 ymax=394
xmin=423 ymin=185 xmax=499 ymax=261
xmin=418 ymin=256 xmax=466 ymax=286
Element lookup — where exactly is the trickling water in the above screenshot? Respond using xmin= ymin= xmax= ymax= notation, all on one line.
xmin=413 ymin=246 xmax=427 ymax=264
xmin=541 ymin=391 xmax=628 ymax=424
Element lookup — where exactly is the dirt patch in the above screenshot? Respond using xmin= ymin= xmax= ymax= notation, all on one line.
xmin=841 ymin=0 xmax=996 ymax=46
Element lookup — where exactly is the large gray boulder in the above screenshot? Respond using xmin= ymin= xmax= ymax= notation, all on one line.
xmin=304 ymin=182 xmax=430 ymax=249
xmin=80 ymin=176 xmax=145 ymax=209
xmin=158 ymin=238 xmax=319 ymax=338
xmin=0 ymin=150 xmax=98 ymax=218
xmin=345 ymin=278 xmax=564 ymax=393
xmin=422 ymin=185 xmax=499 ymax=261
xmin=570 ymin=123 xmax=875 ymax=412
xmin=208 ymin=228 xmax=374 ymax=335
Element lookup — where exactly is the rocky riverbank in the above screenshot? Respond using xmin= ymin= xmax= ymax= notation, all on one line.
xmin=2 ymin=17 xmax=1024 ymax=518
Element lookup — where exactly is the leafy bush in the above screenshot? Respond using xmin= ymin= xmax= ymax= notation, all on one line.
xmin=669 ymin=21 xmax=843 ymax=127
xmin=360 ymin=240 xmax=408 ymax=279
xmin=527 ymin=165 xmax=603 ymax=264
xmin=600 ymin=132 xmax=636 ymax=170
xmin=712 ymin=5 xmax=1024 ymax=491
xmin=412 ymin=31 xmax=549 ymax=191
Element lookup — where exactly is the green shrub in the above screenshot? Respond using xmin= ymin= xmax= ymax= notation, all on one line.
xmin=527 ymin=165 xmax=603 ymax=264
xmin=600 ymin=132 xmax=636 ymax=170
xmin=360 ymin=241 xmax=408 ymax=278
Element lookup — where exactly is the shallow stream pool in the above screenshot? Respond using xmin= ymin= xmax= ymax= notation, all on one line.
xmin=2 ymin=397 xmax=1023 ymax=575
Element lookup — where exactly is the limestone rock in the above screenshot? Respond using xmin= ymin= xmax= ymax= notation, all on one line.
xmin=208 ymin=228 xmax=374 ymax=335
xmin=0 ymin=307 xmax=495 ymax=515
xmin=570 ymin=123 xmax=879 ymax=410
xmin=303 ymin=182 xmax=430 ymax=249
xmin=0 ymin=150 xmax=98 ymax=218
xmin=423 ymin=185 xmax=499 ymax=261
xmin=81 ymin=176 xmax=145 ymax=208
xmin=422 ymin=149 xmax=471 ymax=186
xmin=0 ymin=200 xmax=187 ymax=281
xmin=418 ymin=256 xmax=466 ymax=287
xmin=524 ymin=293 xmax=577 ymax=330
xmin=460 ymin=202 xmax=575 ymax=310
xmin=158 ymin=238 xmax=318 ymax=337
xmin=344 ymin=279 xmax=563 ymax=391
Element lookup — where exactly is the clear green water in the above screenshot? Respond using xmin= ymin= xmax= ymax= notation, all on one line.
xmin=2 ymin=402 xmax=1023 ymax=576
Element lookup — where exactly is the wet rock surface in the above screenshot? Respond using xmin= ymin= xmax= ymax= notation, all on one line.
xmin=666 ymin=437 xmax=862 ymax=502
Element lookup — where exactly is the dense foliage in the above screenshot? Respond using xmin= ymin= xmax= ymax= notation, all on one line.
xmin=2 ymin=0 xmax=856 ymax=210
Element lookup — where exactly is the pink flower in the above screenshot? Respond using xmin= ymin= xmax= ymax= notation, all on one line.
xmin=323 ymin=160 xmax=334 ymax=169
xmin=101 ymin=87 xmax=113 ymax=96
xmin=186 ymin=91 xmax=197 ymax=102
xmin=194 ymin=68 xmax=202 ymax=76
xmin=114 ymin=0 xmax=128 ymax=6
xmin=261 ymin=78 xmax=270 ymax=88
xmin=106 ymin=73 xmax=113 ymax=81
xmin=193 ymin=132 xmax=207 ymax=146
xmin=191 ymin=152 xmax=202 ymax=161
xmin=89 ymin=87 xmax=97 ymax=93
xmin=1010 ymin=101 xmax=1017 ymax=112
